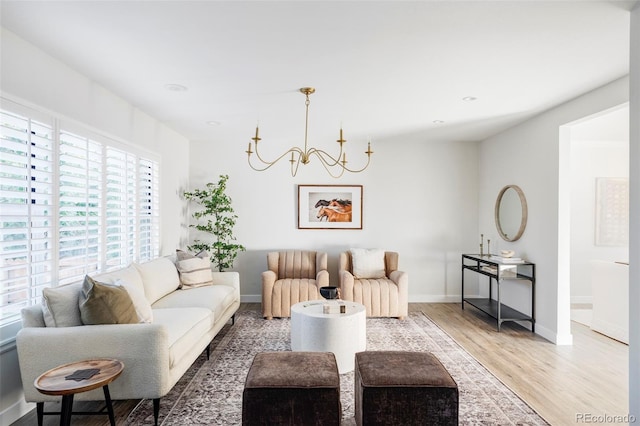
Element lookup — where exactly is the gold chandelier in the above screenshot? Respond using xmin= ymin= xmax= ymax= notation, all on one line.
xmin=245 ymin=87 xmax=373 ymax=178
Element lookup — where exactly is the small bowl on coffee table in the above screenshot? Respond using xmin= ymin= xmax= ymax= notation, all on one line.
xmin=320 ymin=286 xmax=338 ymax=300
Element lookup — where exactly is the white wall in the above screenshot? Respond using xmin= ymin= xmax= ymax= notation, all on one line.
xmin=478 ymin=76 xmax=630 ymax=344
xmin=0 ymin=28 xmax=190 ymax=425
xmin=570 ymin=136 xmax=628 ymax=303
xmin=189 ymin=134 xmax=480 ymax=303
xmin=628 ymin=2 xmax=639 ymax=420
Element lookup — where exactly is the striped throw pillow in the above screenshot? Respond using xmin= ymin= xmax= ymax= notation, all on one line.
xmin=175 ymin=249 xmax=214 ymax=289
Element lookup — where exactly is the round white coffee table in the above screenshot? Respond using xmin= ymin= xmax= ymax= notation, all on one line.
xmin=290 ymin=300 xmax=366 ymax=374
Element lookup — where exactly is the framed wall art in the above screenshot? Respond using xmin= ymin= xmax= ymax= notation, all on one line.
xmin=595 ymin=177 xmax=629 ymax=246
xmin=298 ymin=184 xmax=363 ymax=229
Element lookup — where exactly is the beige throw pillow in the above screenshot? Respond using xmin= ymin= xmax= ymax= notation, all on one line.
xmin=79 ymin=276 xmax=139 ymax=325
xmin=176 ymin=249 xmax=214 ymax=288
xmin=350 ymin=248 xmax=386 ymax=279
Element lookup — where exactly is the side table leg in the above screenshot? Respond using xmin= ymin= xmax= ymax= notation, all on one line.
xmin=102 ymin=385 xmax=116 ymax=426
xmin=36 ymin=402 xmax=44 ymax=426
xmin=60 ymin=394 xmax=74 ymax=426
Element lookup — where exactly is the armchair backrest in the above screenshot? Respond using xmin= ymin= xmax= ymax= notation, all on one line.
xmin=339 ymin=251 xmax=399 ymax=278
xmin=267 ymin=250 xmax=327 ymax=279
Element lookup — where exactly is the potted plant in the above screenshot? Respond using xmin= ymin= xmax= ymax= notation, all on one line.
xmin=183 ymin=174 xmax=245 ymax=271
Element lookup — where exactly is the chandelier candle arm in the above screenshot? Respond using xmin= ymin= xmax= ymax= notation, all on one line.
xmin=245 ymin=86 xmax=372 ymax=177
xmin=246 ymin=145 xmax=304 ymax=172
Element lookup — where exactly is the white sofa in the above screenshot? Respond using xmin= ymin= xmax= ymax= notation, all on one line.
xmin=16 ymin=256 xmax=240 ymax=425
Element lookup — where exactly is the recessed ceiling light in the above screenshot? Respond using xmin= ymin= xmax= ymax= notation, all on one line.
xmin=433 ymin=120 xmax=445 ymax=124
xmin=164 ymin=83 xmax=188 ymax=92
xmin=462 ymin=96 xmax=477 ymax=102
xmin=206 ymin=120 xmax=221 ymax=126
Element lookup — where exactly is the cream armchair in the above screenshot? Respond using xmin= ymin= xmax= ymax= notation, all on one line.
xmin=262 ymin=250 xmax=329 ymax=319
xmin=339 ymin=250 xmax=408 ymax=319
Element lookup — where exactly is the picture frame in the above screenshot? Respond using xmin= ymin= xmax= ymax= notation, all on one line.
xmin=595 ymin=177 xmax=629 ymax=246
xmin=298 ymin=184 xmax=363 ymax=229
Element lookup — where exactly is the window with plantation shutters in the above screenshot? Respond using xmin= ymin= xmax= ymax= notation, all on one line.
xmin=0 ymin=99 xmax=160 ymax=330
xmin=105 ymin=147 xmax=136 ymax=270
xmin=58 ymin=131 xmax=103 ymax=286
xmin=0 ymin=110 xmax=54 ymax=327
xmin=139 ymin=159 xmax=160 ymax=262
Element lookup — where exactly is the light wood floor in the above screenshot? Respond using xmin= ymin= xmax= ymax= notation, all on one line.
xmin=417 ymin=303 xmax=628 ymax=425
xmin=11 ymin=303 xmax=628 ymax=425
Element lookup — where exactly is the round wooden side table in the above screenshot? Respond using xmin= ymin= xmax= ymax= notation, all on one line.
xmin=34 ymin=358 xmax=124 ymax=426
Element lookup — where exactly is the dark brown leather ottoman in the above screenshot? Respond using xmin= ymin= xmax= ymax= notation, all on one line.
xmin=242 ymin=351 xmax=341 ymax=425
xmin=354 ymin=351 xmax=458 ymax=426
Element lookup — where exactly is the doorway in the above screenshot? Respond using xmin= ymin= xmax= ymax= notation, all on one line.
xmin=564 ymin=103 xmax=629 ymax=342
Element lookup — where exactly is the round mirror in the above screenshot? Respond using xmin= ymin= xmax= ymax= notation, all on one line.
xmin=495 ymin=185 xmax=528 ymax=242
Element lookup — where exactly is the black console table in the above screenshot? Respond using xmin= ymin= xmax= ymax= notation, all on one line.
xmin=461 ymin=254 xmax=535 ymax=332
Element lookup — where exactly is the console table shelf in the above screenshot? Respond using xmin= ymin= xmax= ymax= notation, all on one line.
xmin=461 ymin=254 xmax=535 ymax=332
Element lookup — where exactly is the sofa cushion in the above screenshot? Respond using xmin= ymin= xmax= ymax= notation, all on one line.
xmin=151 ymin=284 xmax=237 ymax=321
xmin=79 ymin=276 xmax=139 ymax=325
xmin=41 ymin=283 xmax=83 ymax=327
xmin=134 ymin=257 xmax=181 ymax=304
xmin=350 ymin=248 xmax=386 ymax=279
xmin=92 ymin=265 xmax=152 ymax=323
xmin=93 ymin=264 xmax=145 ymax=294
xmin=117 ymin=279 xmax=153 ymax=323
xmin=175 ymin=250 xmax=214 ymax=288
xmin=152 ymin=307 xmax=213 ymax=368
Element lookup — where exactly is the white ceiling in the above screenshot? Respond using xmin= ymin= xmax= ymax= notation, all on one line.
xmin=0 ymin=1 xmax=634 ymax=148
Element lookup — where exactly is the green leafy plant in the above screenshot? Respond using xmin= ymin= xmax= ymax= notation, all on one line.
xmin=183 ymin=174 xmax=245 ymax=271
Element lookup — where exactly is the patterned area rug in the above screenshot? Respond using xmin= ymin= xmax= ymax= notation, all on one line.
xmin=126 ymin=310 xmax=549 ymax=425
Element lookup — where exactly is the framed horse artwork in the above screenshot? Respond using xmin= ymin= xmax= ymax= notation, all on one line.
xmin=298 ymin=184 xmax=363 ymax=229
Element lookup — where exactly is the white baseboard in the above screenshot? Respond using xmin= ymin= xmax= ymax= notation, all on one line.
xmin=241 ymin=294 xmax=261 ymax=303
xmin=0 ymin=397 xmax=33 ymax=426
xmin=534 ymin=322 xmax=573 ymax=345
xmin=570 ymin=296 xmax=593 ymax=305
xmin=408 ymin=294 xmax=461 ymax=303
